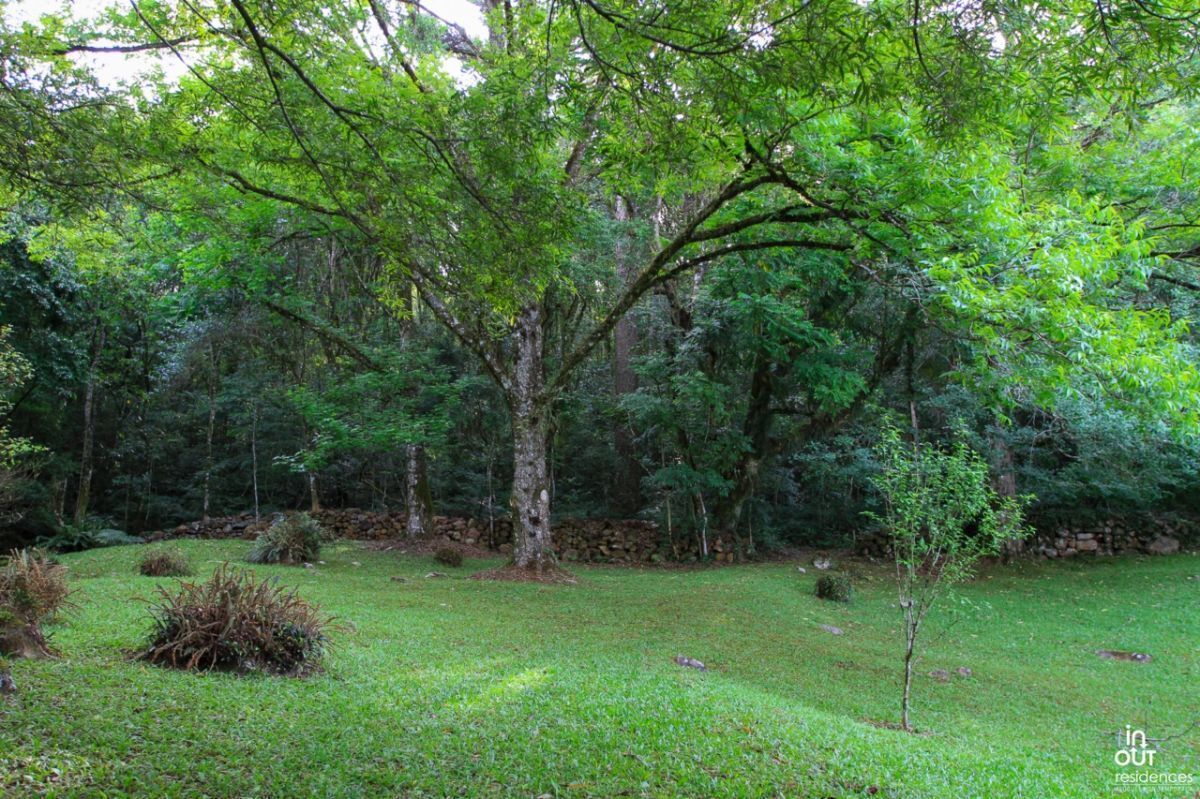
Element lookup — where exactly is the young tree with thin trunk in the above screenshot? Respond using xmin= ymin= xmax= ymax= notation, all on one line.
xmin=868 ymin=423 xmax=1028 ymax=731
xmin=201 ymin=341 xmax=218 ymax=523
xmin=74 ymin=319 xmax=105 ymax=524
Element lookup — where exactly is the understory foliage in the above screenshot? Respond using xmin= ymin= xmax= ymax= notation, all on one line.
xmin=138 ymin=547 xmax=193 ymax=577
xmin=140 ymin=563 xmax=331 ymax=675
xmin=0 ymin=325 xmax=42 ymax=530
xmin=0 ymin=548 xmax=70 ymax=658
xmin=814 ymin=574 xmax=853 ymax=604
xmin=37 ymin=520 xmax=144 ymax=553
xmin=868 ymin=424 xmax=1028 ymax=730
xmin=247 ymin=513 xmax=323 ymax=565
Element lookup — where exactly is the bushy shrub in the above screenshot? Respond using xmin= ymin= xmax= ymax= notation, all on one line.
xmin=433 ymin=546 xmax=463 ymax=568
xmin=247 ymin=513 xmax=323 ymax=565
xmin=138 ymin=548 xmax=193 ymax=577
xmin=0 ymin=548 xmax=71 ymax=658
xmin=0 ymin=549 xmax=70 ymax=622
xmin=140 ymin=564 xmax=332 ymax=676
xmin=814 ymin=573 xmax=853 ymax=603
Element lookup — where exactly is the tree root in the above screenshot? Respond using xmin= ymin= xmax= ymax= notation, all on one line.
xmin=469 ymin=562 xmax=578 ymax=584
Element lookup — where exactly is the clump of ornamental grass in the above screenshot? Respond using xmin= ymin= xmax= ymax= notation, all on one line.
xmin=433 ymin=546 xmax=464 ymax=568
xmin=814 ymin=573 xmax=853 ymax=603
xmin=139 ymin=563 xmax=332 ymax=676
xmin=138 ymin=547 xmax=194 ymax=577
xmin=247 ymin=512 xmax=324 ymax=565
xmin=0 ymin=548 xmax=72 ymax=659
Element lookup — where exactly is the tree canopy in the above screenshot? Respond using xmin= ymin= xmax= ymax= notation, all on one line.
xmin=1 ymin=0 xmax=1198 ymax=564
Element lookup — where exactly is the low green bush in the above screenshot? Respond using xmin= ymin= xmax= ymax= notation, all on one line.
xmin=247 ymin=513 xmax=323 ymax=565
xmin=814 ymin=573 xmax=853 ymax=603
xmin=37 ymin=518 xmax=143 ymax=553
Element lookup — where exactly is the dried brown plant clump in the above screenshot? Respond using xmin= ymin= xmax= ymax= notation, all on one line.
xmin=140 ymin=563 xmax=332 ymax=676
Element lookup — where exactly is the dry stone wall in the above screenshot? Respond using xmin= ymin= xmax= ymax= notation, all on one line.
xmin=856 ymin=514 xmax=1195 ymax=559
xmin=148 ymin=509 xmax=700 ymax=564
xmin=1033 ymin=516 xmax=1193 ymax=558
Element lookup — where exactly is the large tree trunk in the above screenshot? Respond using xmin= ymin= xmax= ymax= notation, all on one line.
xmin=401 ymin=286 xmax=436 ymax=538
xmin=508 ymin=303 xmax=556 ymax=570
xmin=611 ymin=197 xmax=642 ymax=515
xmin=405 ymin=443 xmax=434 ymax=537
xmin=74 ymin=323 xmax=106 ymax=524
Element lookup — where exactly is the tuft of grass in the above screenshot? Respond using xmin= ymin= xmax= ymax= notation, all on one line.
xmin=140 ymin=563 xmax=331 ymax=676
xmin=815 ymin=572 xmax=854 ymax=603
xmin=138 ymin=548 xmax=193 ymax=578
xmin=1 ymin=540 xmax=1196 ymax=798
xmin=0 ymin=548 xmax=70 ymax=622
xmin=247 ymin=513 xmax=323 ymax=565
xmin=0 ymin=547 xmax=72 ymax=659
xmin=433 ymin=546 xmax=464 ymax=568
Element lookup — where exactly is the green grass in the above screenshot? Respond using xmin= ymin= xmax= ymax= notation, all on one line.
xmin=2 ymin=541 xmax=1197 ymax=798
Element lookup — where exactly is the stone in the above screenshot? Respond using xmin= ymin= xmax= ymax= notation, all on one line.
xmin=928 ymin=669 xmax=950 ymax=682
xmin=1096 ymin=650 xmax=1152 ymax=663
xmin=956 ymin=666 xmax=972 ymax=678
xmin=390 ymin=576 xmax=408 ymax=583
xmin=796 ymin=566 xmax=807 ymax=574
xmin=812 ymin=557 xmax=833 ymax=570
xmin=1076 ymin=539 xmax=1099 ymax=552
xmin=425 ymin=572 xmax=448 ymax=579
xmin=819 ymin=624 xmax=844 ymax=636
xmin=1146 ymin=536 xmax=1180 ymax=556
xmin=0 ymin=672 xmax=14 ymax=695
xmin=674 ymin=655 xmax=707 ymax=671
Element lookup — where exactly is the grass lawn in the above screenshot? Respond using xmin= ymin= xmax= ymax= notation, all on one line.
xmin=2 ymin=540 xmax=1197 ymax=798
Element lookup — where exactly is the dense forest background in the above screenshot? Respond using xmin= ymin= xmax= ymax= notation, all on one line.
xmin=3 ymin=201 xmax=1197 ymax=550
xmin=2 ymin=0 xmax=1199 ymax=555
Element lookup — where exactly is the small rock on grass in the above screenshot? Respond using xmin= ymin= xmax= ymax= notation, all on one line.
xmin=390 ymin=576 xmax=409 ymax=583
xmin=812 ymin=557 xmax=833 ymax=570
xmin=956 ymin=666 xmax=972 ymax=678
xmin=425 ymin=572 xmax=448 ymax=579
xmin=1096 ymin=649 xmax=1152 ymax=663
xmin=796 ymin=566 xmax=807 ymax=574
xmin=929 ymin=669 xmax=950 ymax=682
xmin=674 ymin=655 xmax=707 ymax=671
xmin=0 ymin=672 xmax=15 ymax=695
xmin=819 ymin=624 xmax=844 ymax=635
